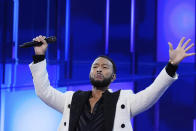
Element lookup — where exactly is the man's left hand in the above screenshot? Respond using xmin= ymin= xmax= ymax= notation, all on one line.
xmin=168 ymin=37 xmax=195 ymax=65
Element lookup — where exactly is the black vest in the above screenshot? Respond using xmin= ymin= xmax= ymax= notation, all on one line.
xmin=68 ymin=89 xmax=121 ymax=131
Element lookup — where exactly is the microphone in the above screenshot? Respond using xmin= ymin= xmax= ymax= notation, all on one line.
xmin=19 ymin=36 xmax=56 ymax=48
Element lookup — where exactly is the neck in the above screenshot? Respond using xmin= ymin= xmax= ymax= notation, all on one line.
xmin=91 ymin=87 xmax=108 ymax=99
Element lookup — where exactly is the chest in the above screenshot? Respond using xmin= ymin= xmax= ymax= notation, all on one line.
xmin=89 ymin=98 xmax=100 ymax=113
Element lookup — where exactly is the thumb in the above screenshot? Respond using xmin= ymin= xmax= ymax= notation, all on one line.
xmin=40 ymin=36 xmax=47 ymax=45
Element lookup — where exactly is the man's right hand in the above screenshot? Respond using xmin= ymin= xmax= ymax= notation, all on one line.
xmin=33 ymin=35 xmax=48 ymax=55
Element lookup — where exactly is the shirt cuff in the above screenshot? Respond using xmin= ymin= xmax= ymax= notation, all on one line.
xmin=33 ymin=55 xmax=45 ymax=64
xmin=165 ymin=62 xmax=178 ymax=77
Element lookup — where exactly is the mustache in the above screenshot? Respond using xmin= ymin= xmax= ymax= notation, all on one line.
xmin=96 ymin=72 xmax=103 ymax=75
xmin=95 ymin=73 xmax=104 ymax=78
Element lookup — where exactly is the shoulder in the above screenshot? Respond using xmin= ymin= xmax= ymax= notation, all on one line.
xmin=64 ymin=91 xmax=75 ymax=96
xmin=72 ymin=90 xmax=91 ymax=99
xmin=73 ymin=90 xmax=89 ymax=95
xmin=120 ymin=90 xmax=134 ymax=95
xmin=118 ymin=90 xmax=134 ymax=98
xmin=63 ymin=91 xmax=75 ymax=100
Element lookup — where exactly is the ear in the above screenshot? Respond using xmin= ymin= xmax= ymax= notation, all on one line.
xmin=111 ymin=74 xmax=116 ymax=82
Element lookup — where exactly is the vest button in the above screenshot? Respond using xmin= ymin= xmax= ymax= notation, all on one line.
xmin=68 ymin=104 xmax=71 ymax=108
xmin=121 ymin=124 xmax=125 ymax=128
xmin=121 ymin=104 xmax=125 ymax=109
xmin=64 ymin=122 xmax=66 ymax=126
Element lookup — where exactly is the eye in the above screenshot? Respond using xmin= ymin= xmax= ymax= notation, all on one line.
xmin=93 ymin=66 xmax=97 ymax=68
xmin=103 ymin=67 xmax=108 ymax=69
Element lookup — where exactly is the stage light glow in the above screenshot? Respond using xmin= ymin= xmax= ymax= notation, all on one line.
xmin=157 ymin=0 xmax=195 ymax=62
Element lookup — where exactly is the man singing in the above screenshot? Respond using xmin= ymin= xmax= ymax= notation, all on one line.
xmin=29 ymin=35 xmax=195 ymax=131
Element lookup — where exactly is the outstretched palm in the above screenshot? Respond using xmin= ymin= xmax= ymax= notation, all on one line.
xmin=168 ymin=37 xmax=195 ymax=65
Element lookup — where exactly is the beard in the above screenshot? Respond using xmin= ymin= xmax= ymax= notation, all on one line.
xmin=90 ymin=74 xmax=113 ymax=90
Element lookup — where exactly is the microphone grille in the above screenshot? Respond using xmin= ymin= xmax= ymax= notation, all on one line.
xmin=46 ymin=36 xmax=56 ymax=43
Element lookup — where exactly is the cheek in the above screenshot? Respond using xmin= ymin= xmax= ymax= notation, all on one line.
xmin=89 ymin=71 xmax=94 ymax=77
xmin=104 ymin=71 xmax=113 ymax=77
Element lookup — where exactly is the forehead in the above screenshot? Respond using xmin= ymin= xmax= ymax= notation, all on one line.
xmin=92 ymin=57 xmax=112 ymax=66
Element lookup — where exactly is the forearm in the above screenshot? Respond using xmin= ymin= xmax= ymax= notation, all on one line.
xmin=29 ymin=60 xmax=66 ymax=113
xmin=130 ymin=66 xmax=178 ymax=117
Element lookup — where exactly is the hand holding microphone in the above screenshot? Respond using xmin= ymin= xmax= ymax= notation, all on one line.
xmin=32 ymin=35 xmax=48 ymax=55
xmin=19 ymin=35 xmax=56 ymax=55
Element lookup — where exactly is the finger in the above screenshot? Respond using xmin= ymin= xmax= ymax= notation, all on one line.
xmin=38 ymin=35 xmax=45 ymax=41
xmin=41 ymin=36 xmax=46 ymax=41
xmin=41 ymin=39 xmax=47 ymax=45
xmin=40 ymin=36 xmax=47 ymax=45
xmin=182 ymin=39 xmax=191 ymax=49
xmin=168 ymin=42 xmax=173 ymax=51
xmin=185 ymin=43 xmax=194 ymax=52
xmin=34 ymin=37 xmax=40 ymax=42
xmin=39 ymin=35 xmax=44 ymax=40
xmin=37 ymin=36 xmax=42 ymax=42
xmin=186 ymin=53 xmax=196 ymax=57
xmin=178 ymin=37 xmax=186 ymax=47
xmin=43 ymin=36 xmax=46 ymax=39
xmin=39 ymin=36 xmax=44 ymax=41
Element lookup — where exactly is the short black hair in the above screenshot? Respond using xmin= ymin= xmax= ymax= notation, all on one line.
xmin=96 ymin=55 xmax=116 ymax=74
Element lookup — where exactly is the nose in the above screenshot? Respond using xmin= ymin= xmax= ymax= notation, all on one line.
xmin=97 ymin=67 xmax=102 ymax=73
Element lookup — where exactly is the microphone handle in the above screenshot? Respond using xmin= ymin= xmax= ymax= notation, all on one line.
xmin=19 ymin=36 xmax=56 ymax=48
